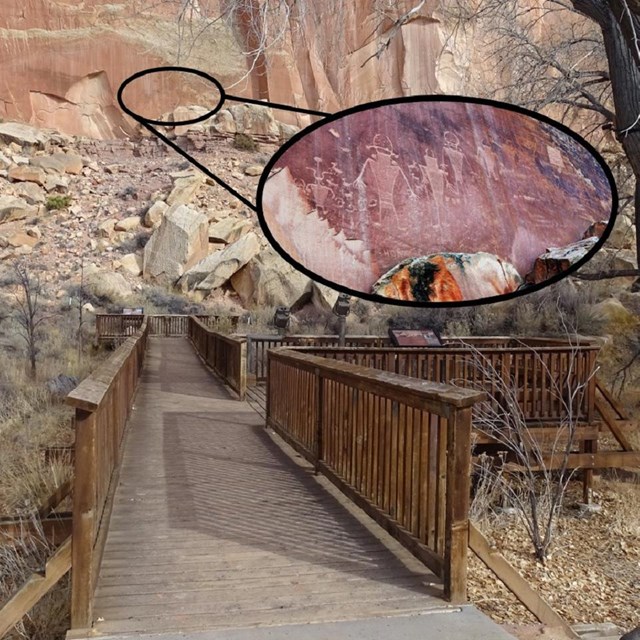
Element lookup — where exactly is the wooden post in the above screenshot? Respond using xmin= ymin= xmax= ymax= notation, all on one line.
xmin=238 ymin=340 xmax=247 ymax=401
xmin=444 ymin=406 xmax=472 ymax=603
xmin=315 ymin=370 xmax=323 ymax=472
xmin=71 ymin=408 xmax=97 ymax=629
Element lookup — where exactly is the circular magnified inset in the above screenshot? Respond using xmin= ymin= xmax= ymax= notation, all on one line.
xmin=257 ymin=97 xmax=616 ymax=307
xmin=117 ymin=66 xmax=225 ymax=127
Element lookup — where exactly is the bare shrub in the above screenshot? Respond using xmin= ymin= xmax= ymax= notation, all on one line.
xmin=459 ymin=337 xmax=596 ymax=563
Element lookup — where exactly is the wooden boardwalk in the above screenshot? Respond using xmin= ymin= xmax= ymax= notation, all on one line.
xmin=91 ymin=338 xmax=445 ymax=635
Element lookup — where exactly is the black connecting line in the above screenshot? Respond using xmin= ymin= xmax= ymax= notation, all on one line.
xmin=117 ymin=66 xmax=330 ymax=212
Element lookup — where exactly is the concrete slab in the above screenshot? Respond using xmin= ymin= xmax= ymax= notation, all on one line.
xmin=86 ymin=606 xmax=518 ymax=640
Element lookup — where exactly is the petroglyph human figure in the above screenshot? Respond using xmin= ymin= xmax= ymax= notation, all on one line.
xmin=442 ymin=130 xmax=465 ymax=194
xmin=355 ymin=134 xmax=409 ymax=227
xmin=477 ymin=139 xmax=500 ymax=181
xmin=418 ymin=147 xmax=447 ymax=208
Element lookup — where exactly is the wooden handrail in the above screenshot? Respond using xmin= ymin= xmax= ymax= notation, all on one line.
xmin=266 ymin=348 xmax=485 ymax=603
xmin=66 ymin=317 xmax=149 ymax=628
xmin=188 ymin=317 xmax=247 ymax=400
xmin=96 ymin=314 xmax=240 ymax=340
xmin=285 ymin=342 xmax=600 ymax=424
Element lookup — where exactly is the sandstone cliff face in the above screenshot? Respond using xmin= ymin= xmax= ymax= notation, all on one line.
xmin=241 ymin=0 xmax=463 ymax=127
xmin=1 ymin=0 xmax=470 ymax=137
xmin=0 ymin=0 xmax=246 ymax=138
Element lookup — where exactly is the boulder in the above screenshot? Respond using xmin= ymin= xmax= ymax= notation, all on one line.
xmin=46 ymin=374 xmax=79 ymax=398
xmin=118 ymin=253 xmax=143 ymax=276
xmin=173 ymin=105 xmax=210 ymax=136
xmin=211 ymin=109 xmax=236 ymax=134
xmin=13 ymin=181 xmax=46 ymax=204
xmin=0 ymin=122 xmax=50 ymax=149
xmin=166 ymin=173 xmax=204 ymax=207
xmin=114 ymin=216 xmax=141 ymax=232
xmin=293 ymin=281 xmax=340 ymax=312
xmin=373 ymin=252 xmax=523 ymax=302
xmin=8 ymin=232 xmax=38 ymax=248
xmin=0 ymin=195 xmax=37 ymax=223
xmin=31 ymin=152 xmax=84 ymax=175
xmin=44 ymin=175 xmax=70 ymax=192
xmin=143 ymin=200 xmax=168 ymax=228
xmin=8 ymin=164 xmax=47 ymax=186
xmin=180 ymin=232 xmax=261 ymax=292
xmin=86 ymin=270 xmax=133 ymax=301
xmin=594 ymin=298 xmax=639 ymax=331
xmin=244 ymin=164 xmax=264 ymax=177
xmin=582 ymin=220 xmax=608 ymax=239
xmin=143 ymin=204 xmax=209 ymax=284
xmin=97 ymin=219 xmax=116 ymax=239
xmin=208 ymin=218 xmax=252 ymax=244
xmin=230 ymin=247 xmax=309 ymax=308
xmin=525 ymin=237 xmax=599 ymax=284
xmin=228 ymin=103 xmax=280 ymax=137
xmin=607 ymin=215 xmax=636 ymax=250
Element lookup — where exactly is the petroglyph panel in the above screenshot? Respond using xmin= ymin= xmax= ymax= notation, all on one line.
xmin=259 ymin=100 xmax=613 ymax=301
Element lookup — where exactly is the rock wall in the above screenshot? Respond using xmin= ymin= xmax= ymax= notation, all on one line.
xmin=0 ymin=0 xmax=246 ymax=138
xmin=237 ymin=0 xmax=453 ymax=127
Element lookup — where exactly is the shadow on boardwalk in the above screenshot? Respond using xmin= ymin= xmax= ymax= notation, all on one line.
xmin=92 ymin=338 xmax=443 ymax=635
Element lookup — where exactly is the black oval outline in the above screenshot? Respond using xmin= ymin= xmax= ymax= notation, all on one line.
xmin=117 ymin=66 xmax=226 ymax=127
xmin=256 ymin=95 xmax=618 ymax=308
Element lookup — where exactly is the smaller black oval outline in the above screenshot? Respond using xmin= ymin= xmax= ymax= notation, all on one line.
xmin=117 ymin=66 xmax=226 ymax=127
xmin=256 ymin=95 xmax=618 ymax=308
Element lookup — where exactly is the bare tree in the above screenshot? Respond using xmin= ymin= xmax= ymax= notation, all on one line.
xmin=1 ymin=262 xmax=55 ymax=378
xmin=441 ymin=0 xmax=639 ymax=285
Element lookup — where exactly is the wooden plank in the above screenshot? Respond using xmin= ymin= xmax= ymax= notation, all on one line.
xmin=596 ymin=377 xmax=628 ymax=420
xmin=506 ymin=451 xmax=640 ymax=472
xmin=468 ymin=523 xmax=578 ymax=637
xmin=595 ymin=397 xmax=634 ymax=452
xmin=0 ymin=514 xmax=73 ymax=546
xmin=0 ymin=537 xmax=72 ymax=639
xmin=36 ymin=479 xmax=72 ymax=518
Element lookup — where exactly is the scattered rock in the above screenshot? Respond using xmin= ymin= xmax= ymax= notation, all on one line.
xmin=26 ymin=226 xmax=41 ymax=239
xmin=230 ymin=247 xmax=309 ymax=307
xmin=0 ymin=122 xmax=50 ymax=149
xmin=85 ymin=270 xmax=133 ymax=301
xmin=0 ymin=195 xmax=37 ymax=223
xmin=228 ymin=103 xmax=281 ymax=137
xmin=208 ymin=218 xmax=252 ymax=244
xmin=166 ymin=173 xmax=204 ymax=207
xmin=13 ymin=181 xmax=46 ymax=204
xmin=243 ymin=164 xmax=264 ymax=177
xmin=31 ymin=152 xmax=84 ymax=175
xmin=118 ymin=253 xmax=143 ymax=276
xmin=180 ymin=232 xmax=261 ymax=292
xmin=114 ymin=216 xmax=141 ymax=232
xmin=143 ymin=200 xmax=168 ymax=229
xmin=46 ymin=374 xmax=79 ymax=398
xmin=582 ymin=220 xmax=608 ymax=239
xmin=525 ymin=237 xmax=598 ymax=284
xmin=97 ymin=219 xmax=116 ymax=239
xmin=143 ymin=204 xmax=209 ymax=284
xmin=8 ymin=164 xmax=47 ymax=186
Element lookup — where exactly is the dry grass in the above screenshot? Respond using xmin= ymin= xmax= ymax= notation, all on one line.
xmin=0 ymin=528 xmax=70 ymax=640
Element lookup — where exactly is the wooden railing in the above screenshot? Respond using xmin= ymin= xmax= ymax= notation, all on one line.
xmin=96 ymin=314 xmax=240 ymax=340
xmin=266 ymin=348 xmax=485 ymax=602
xmin=288 ymin=338 xmax=600 ymax=424
xmin=246 ymin=334 xmax=390 ymax=382
xmin=66 ymin=317 xmax=149 ymax=628
xmin=188 ymin=317 xmax=247 ymax=400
